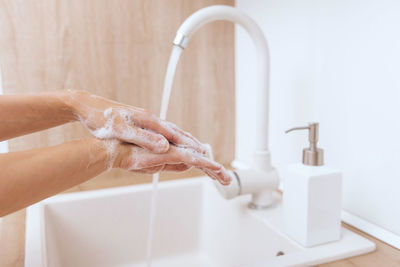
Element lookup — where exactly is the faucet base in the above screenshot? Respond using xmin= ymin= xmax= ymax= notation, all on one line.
xmin=248 ymin=202 xmax=276 ymax=210
xmin=248 ymin=190 xmax=277 ymax=210
xmin=214 ymin=168 xmax=279 ymax=210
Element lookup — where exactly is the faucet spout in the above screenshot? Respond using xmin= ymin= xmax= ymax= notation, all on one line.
xmin=172 ymin=5 xmax=278 ymax=208
xmin=173 ymin=5 xmax=271 ymax=171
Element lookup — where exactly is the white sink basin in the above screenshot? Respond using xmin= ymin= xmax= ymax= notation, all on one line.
xmin=25 ymin=177 xmax=375 ymax=267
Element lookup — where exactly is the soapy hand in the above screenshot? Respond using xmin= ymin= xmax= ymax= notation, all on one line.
xmin=67 ymin=90 xmax=207 ymax=154
xmin=65 ymin=90 xmax=231 ymax=185
xmin=111 ymin=141 xmax=231 ymax=185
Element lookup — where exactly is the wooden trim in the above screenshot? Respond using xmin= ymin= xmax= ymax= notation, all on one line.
xmin=342 ymin=210 xmax=400 ymax=250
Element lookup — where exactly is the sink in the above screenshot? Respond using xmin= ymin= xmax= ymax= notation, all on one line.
xmin=25 ymin=177 xmax=375 ymax=267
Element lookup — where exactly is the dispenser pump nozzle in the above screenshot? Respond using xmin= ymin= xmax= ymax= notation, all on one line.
xmin=285 ymin=122 xmax=324 ymax=166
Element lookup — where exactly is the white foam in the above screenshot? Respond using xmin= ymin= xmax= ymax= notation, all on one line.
xmin=203 ymin=143 xmax=213 ymax=159
xmin=86 ymin=107 xmax=116 ymax=139
xmin=103 ymin=139 xmax=119 ymax=170
xmin=87 ymin=107 xmax=162 ymax=152
xmin=160 ymin=121 xmax=205 ymax=152
xmin=103 ymin=107 xmax=113 ymax=118
xmin=126 ymin=147 xmax=141 ymax=170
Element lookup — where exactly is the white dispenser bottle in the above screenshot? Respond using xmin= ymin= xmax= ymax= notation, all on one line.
xmin=282 ymin=122 xmax=342 ymax=247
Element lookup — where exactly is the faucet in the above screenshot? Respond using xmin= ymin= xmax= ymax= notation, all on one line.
xmin=173 ymin=5 xmax=279 ymax=209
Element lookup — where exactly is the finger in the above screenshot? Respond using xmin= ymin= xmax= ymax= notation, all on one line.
xmin=133 ymin=165 xmax=165 ymax=174
xmin=123 ymin=147 xmax=180 ymax=170
xmin=199 ymin=167 xmax=217 ymax=180
xmin=163 ymin=122 xmax=208 ymax=155
xmin=171 ymin=146 xmax=222 ymax=171
xmin=163 ymin=122 xmax=207 ymax=154
xmin=199 ymin=167 xmax=231 ymax=185
xmin=114 ymin=124 xmax=169 ymax=153
xmin=123 ymin=145 xmax=221 ymax=171
xmin=133 ymin=113 xmax=206 ymax=154
xmin=130 ymin=163 xmax=190 ymax=173
xmin=215 ymin=167 xmax=232 ymax=185
xmin=163 ymin=163 xmax=191 ymax=172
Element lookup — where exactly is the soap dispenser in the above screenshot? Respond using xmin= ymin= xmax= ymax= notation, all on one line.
xmin=282 ymin=122 xmax=342 ymax=247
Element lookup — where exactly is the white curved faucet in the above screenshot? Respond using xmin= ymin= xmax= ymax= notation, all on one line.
xmin=173 ymin=5 xmax=278 ymax=208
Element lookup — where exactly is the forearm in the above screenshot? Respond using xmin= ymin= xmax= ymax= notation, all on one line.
xmin=0 ymin=90 xmax=77 ymax=141
xmin=0 ymin=138 xmax=110 ymax=216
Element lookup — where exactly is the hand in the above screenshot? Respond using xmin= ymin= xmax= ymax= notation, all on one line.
xmin=111 ymin=141 xmax=231 ymax=185
xmin=65 ymin=90 xmax=207 ymax=154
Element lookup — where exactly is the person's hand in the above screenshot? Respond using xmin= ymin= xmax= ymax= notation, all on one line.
xmin=64 ymin=90 xmax=207 ymax=154
xmin=64 ymin=90 xmax=231 ymax=185
xmin=110 ymin=141 xmax=231 ymax=185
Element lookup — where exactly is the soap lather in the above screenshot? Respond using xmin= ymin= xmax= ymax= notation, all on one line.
xmin=283 ymin=122 xmax=342 ymax=247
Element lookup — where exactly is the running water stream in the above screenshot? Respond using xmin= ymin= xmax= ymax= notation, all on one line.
xmin=145 ymin=46 xmax=183 ymax=267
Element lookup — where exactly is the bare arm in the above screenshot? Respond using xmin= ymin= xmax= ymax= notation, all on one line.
xmin=0 ymin=91 xmax=75 ymax=141
xmin=0 ymin=138 xmax=231 ymax=217
xmin=0 ymin=138 xmax=108 ymax=216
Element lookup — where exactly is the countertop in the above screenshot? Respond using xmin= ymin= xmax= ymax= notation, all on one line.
xmin=1 ymin=171 xmax=399 ymax=267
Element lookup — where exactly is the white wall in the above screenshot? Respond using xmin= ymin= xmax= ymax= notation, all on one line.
xmin=236 ymin=0 xmax=400 ymax=246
